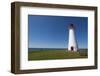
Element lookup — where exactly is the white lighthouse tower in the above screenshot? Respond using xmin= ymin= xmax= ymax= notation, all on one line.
xmin=68 ymin=24 xmax=78 ymax=52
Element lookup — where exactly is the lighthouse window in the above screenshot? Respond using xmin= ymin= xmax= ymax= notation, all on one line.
xmin=71 ymin=46 xmax=74 ymax=51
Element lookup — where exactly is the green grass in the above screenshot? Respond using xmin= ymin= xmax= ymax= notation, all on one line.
xmin=28 ymin=49 xmax=88 ymax=61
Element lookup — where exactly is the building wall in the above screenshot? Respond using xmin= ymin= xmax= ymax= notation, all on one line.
xmin=68 ymin=28 xmax=78 ymax=51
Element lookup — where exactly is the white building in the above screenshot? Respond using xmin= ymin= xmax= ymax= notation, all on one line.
xmin=68 ymin=24 xmax=78 ymax=52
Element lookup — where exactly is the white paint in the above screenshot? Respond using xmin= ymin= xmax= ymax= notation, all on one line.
xmin=20 ymin=6 xmax=95 ymax=70
xmin=68 ymin=25 xmax=78 ymax=51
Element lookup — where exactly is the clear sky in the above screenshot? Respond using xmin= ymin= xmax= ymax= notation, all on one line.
xmin=28 ymin=15 xmax=88 ymax=49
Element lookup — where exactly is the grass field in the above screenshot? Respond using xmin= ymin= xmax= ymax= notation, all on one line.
xmin=28 ymin=49 xmax=88 ymax=61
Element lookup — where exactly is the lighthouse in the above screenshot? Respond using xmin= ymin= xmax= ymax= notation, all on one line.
xmin=68 ymin=24 xmax=78 ymax=52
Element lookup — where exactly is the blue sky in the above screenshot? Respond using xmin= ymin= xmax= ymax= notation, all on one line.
xmin=28 ymin=15 xmax=88 ymax=49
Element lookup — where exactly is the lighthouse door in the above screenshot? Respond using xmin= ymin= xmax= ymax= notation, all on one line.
xmin=71 ymin=46 xmax=74 ymax=51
